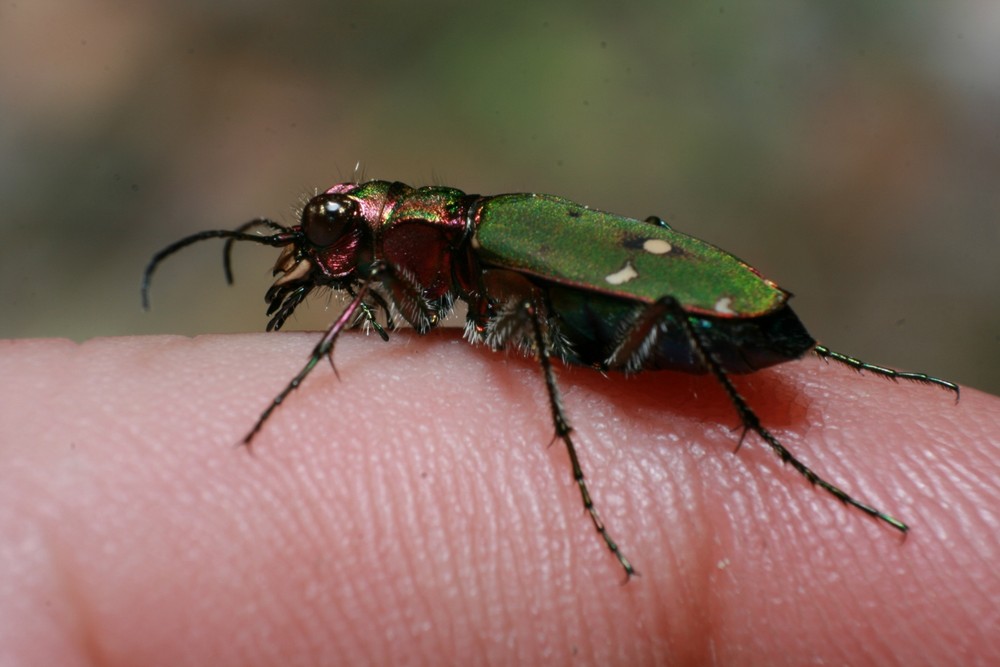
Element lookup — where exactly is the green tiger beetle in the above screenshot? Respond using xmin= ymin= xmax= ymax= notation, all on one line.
xmin=142 ymin=180 xmax=958 ymax=580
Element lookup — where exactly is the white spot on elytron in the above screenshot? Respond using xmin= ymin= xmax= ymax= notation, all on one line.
xmin=605 ymin=261 xmax=638 ymax=285
xmin=643 ymin=238 xmax=672 ymax=254
xmin=714 ymin=297 xmax=735 ymax=315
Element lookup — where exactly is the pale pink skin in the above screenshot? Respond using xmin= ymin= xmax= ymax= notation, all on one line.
xmin=1 ymin=332 xmax=998 ymax=666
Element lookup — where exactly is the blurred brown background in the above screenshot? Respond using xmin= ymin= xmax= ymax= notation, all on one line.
xmin=1 ymin=2 xmax=997 ymax=394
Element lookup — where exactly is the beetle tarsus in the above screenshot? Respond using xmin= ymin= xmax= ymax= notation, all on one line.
xmin=814 ymin=344 xmax=959 ymax=401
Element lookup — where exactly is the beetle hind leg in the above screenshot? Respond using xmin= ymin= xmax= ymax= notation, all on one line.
xmin=656 ymin=297 xmax=911 ymax=533
xmin=814 ymin=345 xmax=959 ymax=400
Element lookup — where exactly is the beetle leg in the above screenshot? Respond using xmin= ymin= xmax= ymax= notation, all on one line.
xmin=346 ymin=285 xmax=390 ymax=342
xmin=520 ymin=297 xmax=637 ymax=581
xmin=367 ymin=290 xmax=398 ymax=332
xmin=375 ymin=262 xmax=439 ymax=334
xmin=604 ymin=299 xmax=676 ymax=372
xmin=241 ymin=271 xmax=380 ymax=446
xmin=355 ymin=300 xmax=390 ymax=341
xmin=814 ymin=345 xmax=959 ymax=401
xmin=657 ymin=297 xmax=911 ymax=533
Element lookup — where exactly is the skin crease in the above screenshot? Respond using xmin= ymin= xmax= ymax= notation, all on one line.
xmin=1 ymin=332 xmax=998 ymax=666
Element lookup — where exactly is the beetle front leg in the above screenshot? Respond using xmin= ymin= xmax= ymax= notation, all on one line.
xmin=516 ymin=298 xmax=637 ymax=581
xmin=242 ymin=269 xmax=383 ymax=446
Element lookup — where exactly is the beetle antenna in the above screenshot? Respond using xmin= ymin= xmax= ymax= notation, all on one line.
xmin=141 ymin=228 xmax=296 ymax=310
xmin=222 ymin=219 xmax=290 ymax=285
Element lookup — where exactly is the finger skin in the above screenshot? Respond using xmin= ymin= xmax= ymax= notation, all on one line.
xmin=1 ymin=333 xmax=997 ymax=666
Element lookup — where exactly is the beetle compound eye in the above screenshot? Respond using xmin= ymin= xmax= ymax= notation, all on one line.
xmin=302 ymin=194 xmax=357 ymax=247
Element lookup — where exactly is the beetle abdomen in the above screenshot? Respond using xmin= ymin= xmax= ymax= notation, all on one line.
xmin=546 ymin=283 xmax=814 ymax=374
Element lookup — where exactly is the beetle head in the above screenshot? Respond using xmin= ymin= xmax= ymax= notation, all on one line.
xmin=271 ymin=192 xmax=370 ymax=289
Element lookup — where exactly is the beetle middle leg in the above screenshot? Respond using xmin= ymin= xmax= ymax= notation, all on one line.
xmin=495 ymin=296 xmax=637 ymax=580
